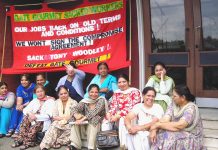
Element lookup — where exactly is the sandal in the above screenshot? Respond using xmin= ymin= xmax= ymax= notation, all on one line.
xmin=53 ymin=143 xmax=61 ymax=149
xmin=66 ymin=145 xmax=77 ymax=150
xmin=20 ymin=145 xmax=29 ymax=150
xmin=11 ymin=140 xmax=23 ymax=148
xmin=6 ymin=130 xmax=14 ymax=137
xmin=11 ymin=132 xmax=19 ymax=138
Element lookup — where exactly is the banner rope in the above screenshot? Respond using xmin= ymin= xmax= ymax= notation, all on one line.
xmin=0 ymin=8 xmax=8 ymax=82
xmin=128 ymin=0 xmax=132 ymax=85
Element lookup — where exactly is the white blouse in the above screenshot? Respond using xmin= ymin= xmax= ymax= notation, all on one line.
xmin=23 ymin=98 xmax=55 ymax=131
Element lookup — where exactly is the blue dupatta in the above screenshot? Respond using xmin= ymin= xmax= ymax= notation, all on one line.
xmin=84 ymin=74 xmax=118 ymax=98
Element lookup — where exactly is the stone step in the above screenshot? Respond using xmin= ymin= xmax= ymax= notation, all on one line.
xmin=207 ymin=147 xmax=218 ymax=150
xmin=204 ymin=137 xmax=218 ymax=148
xmin=200 ymin=108 xmax=218 ymax=121
xmin=204 ymin=129 xmax=218 ymax=139
xmin=203 ymin=120 xmax=218 ymax=130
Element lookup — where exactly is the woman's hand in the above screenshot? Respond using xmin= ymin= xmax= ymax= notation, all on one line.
xmin=111 ymin=116 xmax=119 ymax=122
xmin=150 ymin=122 xmax=161 ymax=131
xmin=151 ymin=117 xmax=159 ymax=123
xmin=128 ymin=125 xmax=141 ymax=135
xmin=161 ymin=69 xmax=166 ymax=80
xmin=150 ymin=129 xmax=157 ymax=144
xmin=75 ymin=116 xmax=87 ymax=125
xmin=106 ymin=113 xmax=111 ymax=121
xmin=100 ymin=88 xmax=109 ymax=93
xmin=75 ymin=119 xmax=84 ymax=125
xmin=111 ymin=114 xmax=121 ymax=122
xmin=28 ymin=112 xmax=37 ymax=121
xmin=53 ymin=116 xmax=63 ymax=121
xmin=74 ymin=113 xmax=84 ymax=120
xmin=16 ymin=105 xmax=24 ymax=111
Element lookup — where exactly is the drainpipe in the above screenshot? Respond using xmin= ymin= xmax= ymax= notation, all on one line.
xmin=136 ymin=0 xmax=145 ymax=91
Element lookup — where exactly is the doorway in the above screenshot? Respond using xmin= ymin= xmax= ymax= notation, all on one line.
xmin=142 ymin=0 xmax=218 ymax=97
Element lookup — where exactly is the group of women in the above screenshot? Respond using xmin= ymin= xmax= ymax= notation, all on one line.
xmin=0 ymin=61 xmax=205 ymax=150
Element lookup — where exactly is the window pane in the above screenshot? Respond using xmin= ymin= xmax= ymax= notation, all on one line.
xmin=167 ymin=67 xmax=186 ymax=85
xmin=201 ymin=0 xmax=218 ymax=51
xmin=203 ymin=67 xmax=218 ymax=90
xmin=150 ymin=0 xmax=185 ymax=53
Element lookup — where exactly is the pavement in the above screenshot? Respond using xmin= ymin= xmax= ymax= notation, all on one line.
xmin=0 ymin=136 xmax=66 ymax=150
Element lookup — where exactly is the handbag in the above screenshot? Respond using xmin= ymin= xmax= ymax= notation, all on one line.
xmin=96 ymin=129 xmax=119 ymax=149
xmin=96 ymin=123 xmax=119 ymax=149
xmin=36 ymin=131 xmax=45 ymax=144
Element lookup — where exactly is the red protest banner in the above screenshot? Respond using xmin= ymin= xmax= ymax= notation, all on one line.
xmin=1 ymin=0 xmax=130 ymax=74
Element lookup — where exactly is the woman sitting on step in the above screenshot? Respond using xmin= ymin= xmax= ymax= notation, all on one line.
xmin=107 ymin=74 xmax=142 ymax=149
xmin=11 ymin=85 xmax=55 ymax=150
xmin=0 ymin=82 xmax=15 ymax=138
xmin=67 ymin=84 xmax=106 ymax=150
xmin=125 ymin=87 xmax=164 ymax=150
xmin=145 ymin=61 xmax=175 ymax=112
xmin=40 ymin=85 xmax=78 ymax=150
xmin=150 ymin=85 xmax=205 ymax=150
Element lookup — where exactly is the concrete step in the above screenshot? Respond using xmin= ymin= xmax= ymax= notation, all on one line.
xmin=204 ymin=137 xmax=218 ymax=148
xmin=204 ymin=129 xmax=218 ymax=139
xmin=207 ymin=147 xmax=218 ymax=150
xmin=200 ymin=108 xmax=218 ymax=121
xmin=202 ymin=120 xmax=218 ymax=130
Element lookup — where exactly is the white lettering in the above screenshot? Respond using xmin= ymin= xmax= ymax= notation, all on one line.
xmin=72 ymin=46 xmax=105 ymax=56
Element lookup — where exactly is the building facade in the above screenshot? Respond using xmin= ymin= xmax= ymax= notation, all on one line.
xmin=0 ymin=0 xmax=218 ymax=106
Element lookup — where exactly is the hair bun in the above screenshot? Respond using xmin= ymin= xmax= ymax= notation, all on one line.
xmin=188 ymin=94 xmax=195 ymax=102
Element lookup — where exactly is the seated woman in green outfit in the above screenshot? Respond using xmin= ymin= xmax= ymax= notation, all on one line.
xmin=145 ymin=62 xmax=175 ymax=111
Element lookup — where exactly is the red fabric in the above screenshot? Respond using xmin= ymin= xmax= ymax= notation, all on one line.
xmin=109 ymin=89 xmax=142 ymax=117
xmin=2 ymin=0 xmax=130 ymax=74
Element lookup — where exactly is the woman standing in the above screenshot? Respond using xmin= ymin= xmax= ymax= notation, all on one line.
xmin=107 ymin=74 xmax=142 ymax=148
xmin=124 ymin=87 xmax=164 ymax=150
xmin=7 ymin=74 xmax=35 ymax=137
xmin=40 ymin=85 xmax=78 ymax=150
xmin=84 ymin=62 xmax=118 ymax=100
xmin=0 ymin=82 xmax=15 ymax=137
xmin=145 ymin=61 xmax=175 ymax=111
xmin=150 ymin=85 xmax=204 ymax=150
xmin=68 ymin=84 xmax=106 ymax=150
xmin=33 ymin=73 xmax=56 ymax=98
xmin=56 ymin=63 xmax=85 ymax=102
xmin=11 ymin=85 xmax=55 ymax=150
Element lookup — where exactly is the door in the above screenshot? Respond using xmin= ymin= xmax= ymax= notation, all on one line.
xmin=142 ymin=0 xmax=218 ymax=97
xmin=194 ymin=0 xmax=218 ymax=97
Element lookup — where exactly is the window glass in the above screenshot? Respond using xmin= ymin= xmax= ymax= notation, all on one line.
xmin=167 ymin=67 xmax=186 ymax=85
xmin=201 ymin=0 xmax=218 ymax=51
xmin=203 ymin=67 xmax=218 ymax=90
xmin=150 ymin=0 xmax=185 ymax=52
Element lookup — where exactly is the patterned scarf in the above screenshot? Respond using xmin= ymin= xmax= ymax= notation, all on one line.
xmin=173 ymin=102 xmax=200 ymax=132
xmin=57 ymin=98 xmax=74 ymax=118
xmin=150 ymin=75 xmax=175 ymax=91
xmin=81 ymin=96 xmax=109 ymax=112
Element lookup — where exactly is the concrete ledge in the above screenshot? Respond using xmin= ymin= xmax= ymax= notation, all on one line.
xmin=203 ymin=120 xmax=218 ymax=130
xmin=200 ymin=108 xmax=218 ymax=121
xmin=196 ymin=98 xmax=218 ymax=108
xmin=204 ymin=137 xmax=218 ymax=148
xmin=204 ymin=129 xmax=218 ymax=139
